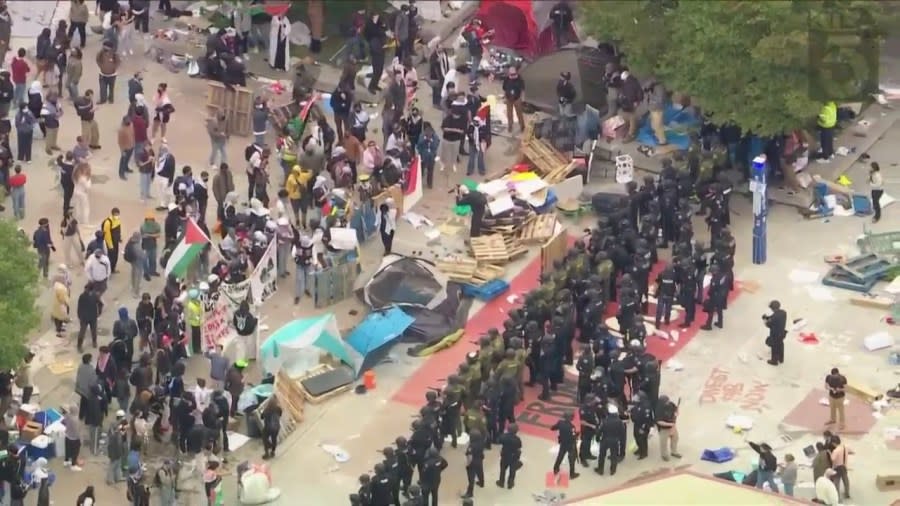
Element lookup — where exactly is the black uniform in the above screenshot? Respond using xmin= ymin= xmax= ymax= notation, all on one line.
xmin=550 ymin=418 xmax=578 ymax=478
xmin=596 ymin=413 xmax=627 ymax=475
xmin=464 ymin=436 xmax=485 ymax=497
xmin=370 ymin=471 xmax=393 ymax=506
xmin=575 ymin=353 xmax=594 ymax=403
xmin=765 ymin=308 xmax=787 ymax=364
xmin=497 ymin=431 xmax=522 ymax=489
xmin=630 ymin=399 xmax=653 ymax=459
xmin=702 ymin=270 xmax=728 ymax=329
xmin=419 ymin=454 xmax=448 ymax=506
xmin=457 ymin=190 xmax=487 ymax=238
xmin=678 ymin=260 xmax=697 ymax=327
xmin=578 ymin=403 xmax=599 ymax=465
xmin=655 ymin=267 xmax=677 ymax=327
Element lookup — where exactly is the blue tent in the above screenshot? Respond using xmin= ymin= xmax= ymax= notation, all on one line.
xmin=636 ymin=104 xmax=700 ymax=150
xmin=346 ymin=306 xmax=415 ymax=375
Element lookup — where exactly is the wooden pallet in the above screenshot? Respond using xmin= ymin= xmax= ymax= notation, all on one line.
xmin=544 ymin=160 xmax=579 ymax=185
xmin=274 ymin=371 xmax=305 ymax=424
xmin=470 ymin=235 xmax=511 ymax=264
xmin=297 ymin=364 xmax=353 ymax=404
xmin=518 ymin=213 xmax=558 ymax=244
xmin=206 ymin=82 xmax=252 ymax=136
xmin=503 ymin=234 xmax=527 ymax=260
xmin=255 ymin=394 xmax=298 ymax=443
xmin=472 ymin=264 xmax=505 ymax=284
xmin=435 ymin=257 xmax=478 ymax=282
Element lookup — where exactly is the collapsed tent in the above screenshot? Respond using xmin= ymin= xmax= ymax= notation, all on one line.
xmin=346 ymin=307 xmax=415 ymax=374
xmin=476 ymin=0 xmax=576 ymax=59
xmin=363 ymin=255 xmax=452 ymax=310
xmin=259 ymin=315 xmax=361 ymax=377
xmin=362 ymin=255 xmax=469 ymax=355
xmin=635 ymin=104 xmax=700 ymax=150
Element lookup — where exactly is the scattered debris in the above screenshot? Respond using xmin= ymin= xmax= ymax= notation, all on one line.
xmin=798 ymin=332 xmax=820 ymax=345
xmin=864 ymin=331 xmax=894 ymax=351
xmin=725 ymin=415 xmax=754 ymax=431
xmin=320 ymin=443 xmax=350 ymax=463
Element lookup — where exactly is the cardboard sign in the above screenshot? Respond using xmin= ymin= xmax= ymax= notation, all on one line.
xmin=202 ymin=299 xmax=235 ymax=350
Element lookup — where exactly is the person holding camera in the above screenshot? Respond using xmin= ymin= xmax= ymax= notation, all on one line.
xmin=763 ymin=300 xmax=787 ymax=366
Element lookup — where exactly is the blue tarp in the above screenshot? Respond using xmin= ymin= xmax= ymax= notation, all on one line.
xmin=346 ymin=306 xmax=416 ymax=374
xmin=636 ymin=104 xmax=700 ymax=150
xmin=701 ymin=447 xmax=736 ymax=463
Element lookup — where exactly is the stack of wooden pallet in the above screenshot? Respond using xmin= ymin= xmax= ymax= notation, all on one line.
xmin=274 ymin=371 xmax=305 ymax=424
xmin=517 ymin=213 xmax=559 ymax=244
xmin=434 ymin=256 xmax=505 ymax=285
xmin=520 ymin=123 xmax=578 ymax=184
xmin=206 ymin=82 xmax=253 ymax=136
xmin=470 ymin=234 xmax=527 ymax=265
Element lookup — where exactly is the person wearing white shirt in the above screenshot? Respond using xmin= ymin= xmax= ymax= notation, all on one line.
xmin=193 ymin=378 xmax=212 ymax=424
xmin=84 ymin=249 xmax=111 ymax=294
xmin=870 ymin=161 xmax=884 ymax=223
xmin=374 ymin=197 xmax=397 ymax=255
xmin=815 ymin=469 xmax=840 ymax=505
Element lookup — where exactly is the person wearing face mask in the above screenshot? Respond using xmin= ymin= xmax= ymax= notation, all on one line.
xmin=502 ymin=66 xmax=525 ymax=133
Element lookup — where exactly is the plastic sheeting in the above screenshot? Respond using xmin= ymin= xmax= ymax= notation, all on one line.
xmin=347 ymin=307 xmax=415 ymax=373
xmin=635 ymin=104 xmax=700 ymax=150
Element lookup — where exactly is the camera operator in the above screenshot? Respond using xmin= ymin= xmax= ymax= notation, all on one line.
xmin=763 ymin=300 xmax=787 ymax=366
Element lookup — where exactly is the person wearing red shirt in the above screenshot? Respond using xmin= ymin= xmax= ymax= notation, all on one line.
xmin=10 ymin=48 xmax=30 ymax=106
xmin=8 ymin=164 xmax=26 ymax=220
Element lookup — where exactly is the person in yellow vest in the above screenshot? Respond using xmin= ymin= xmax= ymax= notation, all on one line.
xmin=101 ymin=207 xmax=122 ymax=273
xmin=186 ymin=289 xmax=204 ymax=355
xmin=285 ymin=164 xmax=313 ymax=228
xmin=816 ymin=101 xmax=837 ymax=163
xmin=277 ymin=129 xmax=298 ymax=183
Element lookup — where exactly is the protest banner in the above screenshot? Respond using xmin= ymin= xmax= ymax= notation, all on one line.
xmin=202 ymin=299 xmax=235 ymax=350
xmin=250 ymin=238 xmax=278 ymax=305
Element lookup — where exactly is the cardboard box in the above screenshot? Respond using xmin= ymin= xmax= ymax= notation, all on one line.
xmin=876 ymin=474 xmax=900 ymax=491
xmin=20 ymin=421 xmax=41 ymax=442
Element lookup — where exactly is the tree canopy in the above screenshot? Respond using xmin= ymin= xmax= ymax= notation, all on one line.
xmin=0 ymin=220 xmax=40 ymax=370
xmin=581 ymin=1 xmax=890 ymax=136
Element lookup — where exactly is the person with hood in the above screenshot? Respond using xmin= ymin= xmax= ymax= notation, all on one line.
xmin=106 ymin=413 xmax=127 ymax=484
xmin=269 ymin=14 xmax=291 ymax=72
xmin=51 ymin=267 xmax=70 ymax=337
xmin=155 ymin=459 xmax=177 ymax=506
xmin=0 ymin=3 xmax=12 ymax=65
xmin=84 ymin=383 xmax=107 ymax=455
xmin=32 ymin=456 xmax=53 ymax=504
xmin=155 ymin=143 xmax=176 ymax=211
xmin=14 ymin=104 xmax=36 ymax=164
xmin=121 ymin=230 xmax=145 ymax=296
xmin=113 ymin=306 xmax=138 ymax=368
xmin=26 ymin=81 xmax=44 ymax=139
xmin=61 ymin=403 xmax=84 ymax=470
xmin=285 ymin=164 xmax=312 ymax=227
xmin=95 ymin=344 xmax=118 ymax=396
xmin=77 ymin=284 xmax=102 ymax=351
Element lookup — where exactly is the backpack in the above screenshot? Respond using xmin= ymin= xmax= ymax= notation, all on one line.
xmin=244 ymin=144 xmax=258 ymax=162
xmin=123 ymin=241 xmax=136 ymax=263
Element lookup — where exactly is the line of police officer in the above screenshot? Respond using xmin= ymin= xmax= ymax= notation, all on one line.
xmin=349 ymin=156 xmax=737 ymax=504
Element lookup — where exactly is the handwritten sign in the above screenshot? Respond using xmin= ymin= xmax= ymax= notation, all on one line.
xmin=220 ymin=278 xmax=251 ymax=310
xmin=202 ymin=300 xmax=235 ymax=350
xmin=250 ymin=238 xmax=278 ymax=305
xmin=700 ymin=367 xmax=770 ymax=412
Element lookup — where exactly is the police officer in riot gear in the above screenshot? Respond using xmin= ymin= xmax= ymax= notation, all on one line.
xmin=630 ymin=391 xmax=653 ymax=459
xmin=575 ymin=344 xmax=595 ymax=403
xmin=551 ymin=411 xmax=580 ymax=480
xmin=578 ymin=394 xmax=600 ymax=466
xmin=654 ymin=264 xmax=677 ymax=328
xmin=596 ymin=403 xmax=627 ymax=475
xmin=497 ymin=423 xmax=522 ymax=489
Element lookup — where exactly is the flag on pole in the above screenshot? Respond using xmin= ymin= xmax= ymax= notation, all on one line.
xmin=165 ymin=218 xmax=210 ymax=279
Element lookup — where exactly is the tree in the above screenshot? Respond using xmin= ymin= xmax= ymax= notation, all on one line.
xmin=581 ymin=1 xmax=888 ymax=136
xmin=0 ymin=220 xmax=41 ymax=370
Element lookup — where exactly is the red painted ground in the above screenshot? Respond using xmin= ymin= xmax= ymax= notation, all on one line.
xmin=393 ymin=242 xmax=743 ymax=441
xmin=782 ymin=388 xmax=877 ymax=438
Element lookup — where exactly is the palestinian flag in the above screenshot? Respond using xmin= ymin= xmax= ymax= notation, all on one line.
xmin=165 ymin=218 xmax=210 ymax=279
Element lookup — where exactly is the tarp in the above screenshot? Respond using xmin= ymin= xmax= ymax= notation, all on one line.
xmin=346 ymin=307 xmax=415 ymax=374
xmin=399 ymin=306 xmax=461 ymax=344
xmin=259 ymin=315 xmax=362 ymax=376
xmin=363 ymin=255 xmax=450 ymax=310
xmin=635 ymin=104 xmax=700 ymax=150
xmin=476 ymin=0 xmax=576 ymax=58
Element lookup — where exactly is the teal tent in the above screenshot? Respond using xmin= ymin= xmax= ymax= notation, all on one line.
xmin=259 ymin=315 xmax=362 ymax=376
